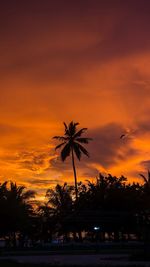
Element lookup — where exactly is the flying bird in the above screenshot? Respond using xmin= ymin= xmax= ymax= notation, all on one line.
xmin=120 ymin=128 xmax=136 ymax=140
xmin=120 ymin=134 xmax=126 ymax=139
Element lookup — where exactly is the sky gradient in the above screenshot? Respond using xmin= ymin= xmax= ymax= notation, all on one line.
xmin=1 ymin=0 xmax=150 ymax=199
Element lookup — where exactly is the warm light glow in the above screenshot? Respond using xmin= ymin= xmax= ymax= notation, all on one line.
xmin=0 ymin=1 xmax=150 ymax=199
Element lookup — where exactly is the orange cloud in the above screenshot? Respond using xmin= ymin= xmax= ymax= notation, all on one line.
xmin=1 ymin=1 xmax=150 ymax=199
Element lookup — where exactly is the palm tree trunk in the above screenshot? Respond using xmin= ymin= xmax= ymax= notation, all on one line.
xmin=71 ymin=148 xmax=78 ymax=200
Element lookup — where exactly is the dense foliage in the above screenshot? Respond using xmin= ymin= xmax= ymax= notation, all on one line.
xmin=0 ymin=172 xmax=150 ymax=247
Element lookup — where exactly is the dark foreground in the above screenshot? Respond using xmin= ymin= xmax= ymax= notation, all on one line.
xmin=0 ymin=259 xmax=150 ymax=267
xmin=1 ymin=253 xmax=150 ymax=267
xmin=1 ymin=243 xmax=150 ymax=267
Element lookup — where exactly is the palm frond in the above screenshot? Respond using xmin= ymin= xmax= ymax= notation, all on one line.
xmin=61 ymin=143 xmax=71 ymax=161
xmin=68 ymin=121 xmax=79 ymax=136
xmin=139 ymin=173 xmax=148 ymax=183
xmin=0 ymin=181 xmax=7 ymax=190
xmin=73 ymin=143 xmax=81 ymax=160
xmin=76 ymin=137 xmax=92 ymax=144
xmin=69 ymin=121 xmax=74 ymax=136
xmin=74 ymin=122 xmax=79 ymax=127
xmin=17 ymin=186 xmax=26 ymax=196
xmin=74 ymin=128 xmax=87 ymax=138
xmin=63 ymin=122 xmax=68 ymax=131
xmin=53 ymin=136 xmax=68 ymax=141
xmin=148 ymin=170 xmax=150 ymax=182
xmin=10 ymin=182 xmax=25 ymax=195
xmin=78 ymin=143 xmax=89 ymax=157
xmin=63 ymin=122 xmax=70 ymax=136
xmin=55 ymin=142 xmax=66 ymax=150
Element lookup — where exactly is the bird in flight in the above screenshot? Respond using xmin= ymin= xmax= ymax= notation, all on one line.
xmin=120 ymin=128 xmax=136 ymax=140
xmin=120 ymin=134 xmax=126 ymax=139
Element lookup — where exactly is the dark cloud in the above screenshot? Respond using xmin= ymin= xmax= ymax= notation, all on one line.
xmin=140 ymin=160 xmax=150 ymax=169
xmin=51 ymin=122 xmax=139 ymax=178
xmin=50 ymin=157 xmax=71 ymax=171
xmin=136 ymin=119 xmax=150 ymax=136
xmin=88 ymin=123 xmax=128 ymax=167
xmin=1 ymin=0 xmax=150 ymax=84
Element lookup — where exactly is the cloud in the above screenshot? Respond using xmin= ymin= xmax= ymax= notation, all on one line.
xmin=26 ymin=178 xmax=63 ymax=186
xmin=1 ymin=0 xmax=150 ymax=85
xmin=88 ymin=123 xmax=128 ymax=167
xmin=15 ymin=150 xmax=54 ymax=174
xmin=49 ymin=123 xmax=138 ymax=181
xmin=140 ymin=160 xmax=150 ymax=169
xmin=1 ymin=1 xmax=150 ymax=198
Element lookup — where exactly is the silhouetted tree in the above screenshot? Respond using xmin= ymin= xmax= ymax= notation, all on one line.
xmin=1 ymin=171 xmax=150 ymax=245
xmin=37 ymin=203 xmax=56 ymax=243
xmin=0 ymin=182 xmax=8 ymax=238
xmin=46 ymin=183 xmax=74 ymax=241
xmin=53 ymin=121 xmax=92 ymax=199
xmin=72 ymin=174 xmax=142 ymax=242
xmin=139 ymin=170 xmax=150 ymax=194
xmin=0 ymin=181 xmax=35 ymax=247
xmin=139 ymin=170 xmax=150 ymax=245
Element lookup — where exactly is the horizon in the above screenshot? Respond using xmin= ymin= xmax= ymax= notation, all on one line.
xmin=1 ymin=0 xmax=150 ymax=199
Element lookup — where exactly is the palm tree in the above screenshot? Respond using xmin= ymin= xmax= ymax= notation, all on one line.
xmin=46 ymin=183 xmax=74 ymax=240
xmin=6 ymin=182 xmax=35 ymax=247
xmin=53 ymin=121 xmax=92 ymax=199
xmin=46 ymin=183 xmax=73 ymax=215
xmin=139 ymin=170 xmax=150 ymax=185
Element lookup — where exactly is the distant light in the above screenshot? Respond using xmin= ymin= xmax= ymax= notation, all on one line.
xmin=94 ymin=226 xmax=100 ymax=231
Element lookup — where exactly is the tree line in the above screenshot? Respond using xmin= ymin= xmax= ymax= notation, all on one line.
xmin=0 ymin=172 xmax=150 ymax=247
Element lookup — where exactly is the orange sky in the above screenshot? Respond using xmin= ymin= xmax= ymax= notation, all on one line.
xmin=1 ymin=0 xmax=150 ymax=199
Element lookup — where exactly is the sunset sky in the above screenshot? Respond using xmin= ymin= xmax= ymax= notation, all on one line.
xmin=1 ymin=0 xmax=150 ymax=199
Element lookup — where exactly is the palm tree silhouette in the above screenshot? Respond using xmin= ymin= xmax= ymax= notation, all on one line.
xmin=139 ymin=170 xmax=150 ymax=194
xmin=139 ymin=170 xmax=150 ymax=184
xmin=0 ymin=181 xmax=35 ymax=247
xmin=53 ymin=121 xmax=92 ymax=199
